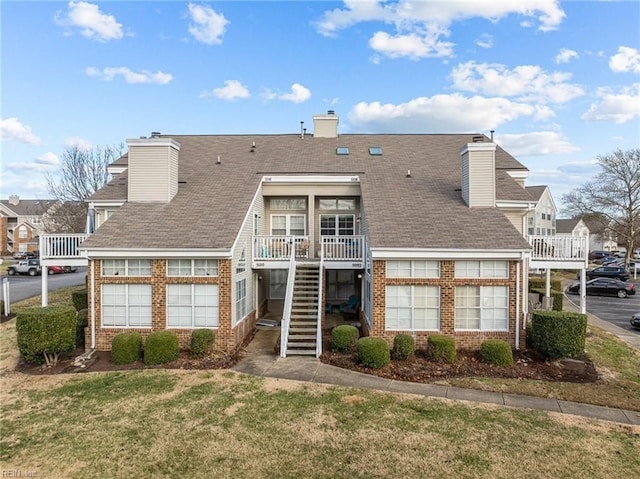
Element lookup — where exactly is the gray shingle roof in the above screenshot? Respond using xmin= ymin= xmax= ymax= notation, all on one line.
xmin=524 ymin=185 xmax=548 ymax=201
xmin=556 ymin=218 xmax=580 ymax=234
xmin=82 ymin=133 xmax=532 ymax=251
xmin=0 ymin=199 xmax=57 ymax=216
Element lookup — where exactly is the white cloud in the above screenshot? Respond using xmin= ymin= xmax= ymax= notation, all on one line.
xmin=347 ymin=93 xmax=554 ymax=133
xmin=35 ymin=152 xmax=60 ymax=166
xmin=449 ymin=61 xmax=584 ymax=103
xmin=475 ymin=33 xmax=493 ymax=49
xmin=263 ymin=84 xmax=312 ymax=104
xmin=85 ymin=66 xmax=173 ymax=84
xmin=581 ymin=84 xmax=640 ymax=124
xmin=555 ymin=48 xmax=578 ymax=64
xmin=315 ymin=0 xmax=565 ymax=58
xmin=65 ymin=137 xmax=94 ymax=150
xmin=609 ymin=46 xmax=640 ymax=73
xmin=187 ymin=3 xmax=229 ymax=45
xmin=0 ymin=118 xmax=42 ymax=145
xmin=203 ymin=80 xmax=250 ymax=100
xmin=54 ymin=1 xmax=124 ymax=42
xmin=495 ymin=131 xmax=579 ymax=156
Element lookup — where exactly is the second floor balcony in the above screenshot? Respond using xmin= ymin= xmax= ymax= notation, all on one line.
xmin=528 ymin=234 xmax=588 ymax=269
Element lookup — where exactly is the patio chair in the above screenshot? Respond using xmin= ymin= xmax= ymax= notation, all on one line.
xmin=340 ymin=295 xmax=360 ymax=319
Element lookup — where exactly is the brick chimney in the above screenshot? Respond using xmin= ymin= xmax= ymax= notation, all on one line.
xmin=313 ymin=110 xmax=339 ymax=138
xmin=126 ymin=136 xmax=180 ymax=203
xmin=461 ymin=138 xmax=496 ymax=207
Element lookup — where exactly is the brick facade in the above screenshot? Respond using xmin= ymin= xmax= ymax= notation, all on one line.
xmin=88 ymin=258 xmax=256 ymax=353
xmin=366 ymin=259 xmax=526 ymax=350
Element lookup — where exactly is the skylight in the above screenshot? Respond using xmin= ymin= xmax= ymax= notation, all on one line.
xmin=336 ymin=147 xmax=349 ymax=155
xmin=369 ymin=147 xmax=383 ymax=156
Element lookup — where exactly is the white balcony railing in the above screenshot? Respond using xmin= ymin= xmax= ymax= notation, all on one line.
xmin=253 ymin=235 xmax=310 ymax=261
xmin=40 ymin=234 xmax=89 ymax=259
xmin=321 ymin=235 xmax=365 ymax=261
xmin=528 ymin=235 xmax=587 ymax=262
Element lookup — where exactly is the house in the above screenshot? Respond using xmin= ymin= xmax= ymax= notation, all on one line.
xmin=38 ymin=112 xmax=589 ymax=357
xmin=524 ymin=186 xmax=557 ymax=236
xmin=0 ymin=196 xmax=58 ymax=256
xmin=556 ymin=218 xmax=589 ymax=238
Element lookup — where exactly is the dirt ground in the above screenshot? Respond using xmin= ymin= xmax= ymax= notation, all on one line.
xmin=8 ymin=320 xmax=599 ymax=385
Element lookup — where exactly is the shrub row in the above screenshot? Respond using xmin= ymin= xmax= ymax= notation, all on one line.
xmin=529 ymin=310 xmax=587 ymax=359
xmin=111 ymin=329 xmax=216 ymax=365
xmin=16 ymin=306 xmax=77 ymax=365
xmin=528 ymin=277 xmax=562 ymax=293
xmin=530 ymin=288 xmax=564 ymax=311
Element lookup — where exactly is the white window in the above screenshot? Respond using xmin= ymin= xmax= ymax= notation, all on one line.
xmin=319 ymin=198 xmax=356 ymax=210
xmin=270 ymin=198 xmax=306 ymax=210
xmin=385 ymin=285 xmax=440 ymax=331
xmin=387 ymin=260 xmax=439 ymax=278
xmin=102 ymin=259 xmax=152 ymax=276
xmin=18 ymin=226 xmax=27 ymax=239
xmin=235 ymin=278 xmax=248 ymax=322
xmin=167 ymin=259 xmax=219 ymax=276
xmin=167 ymin=284 xmax=219 ymax=328
xmin=320 ymin=214 xmax=354 ymax=236
xmin=102 ymin=284 xmax=152 ymax=327
xmin=236 ymin=247 xmax=246 ymax=274
xmin=455 ymin=286 xmax=508 ymax=331
xmin=455 ymin=261 xmax=508 ymax=278
xmin=271 ymin=214 xmax=305 ymax=236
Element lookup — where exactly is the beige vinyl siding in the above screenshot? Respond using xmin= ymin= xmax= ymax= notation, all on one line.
xmin=461 ymin=154 xmax=470 ymax=205
xmin=467 ymin=149 xmax=495 ymax=207
xmin=128 ymin=144 xmax=179 ymax=202
xmin=503 ymin=210 xmax=525 ymax=235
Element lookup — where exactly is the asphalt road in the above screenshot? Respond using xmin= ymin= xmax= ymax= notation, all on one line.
xmin=0 ymin=267 xmax=87 ymax=304
xmin=565 ymin=281 xmax=640 ymax=335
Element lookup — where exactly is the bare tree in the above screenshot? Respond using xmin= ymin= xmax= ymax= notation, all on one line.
xmin=44 ymin=143 xmax=124 ymax=232
xmin=562 ymin=148 xmax=640 ymax=262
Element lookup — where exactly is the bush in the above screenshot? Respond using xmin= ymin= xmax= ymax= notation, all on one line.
xmin=144 ymin=330 xmax=180 ymax=365
xmin=190 ymin=329 xmax=215 ymax=358
xmin=72 ymin=289 xmax=88 ymax=312
xmin=356 ymin=337 xmax=390 ymax=368
xmin=428 ymin=335 xmax=457 ymax=364
xmin=16 ymin=306 xmax=76 ymax=365
xmin=111 ymin=332 xmax=143 ymax=365
xmin=332 ymin=325 xmax=359 ymax=353
xmin=529 ymin=310 xmax=587 ymax=359
xmin=480 ymin=339 xmax=513 ymax=366
xmin=0 ymin=300 xmax=4 ymax=315
xmin=392 ymin=334 xmax=415 ymax=360
xmin=528 ymin=277 xmax=562 ymax=292
xmin=530 ymin=288 xmax=563 ymax=311
xmin=76 ymin=308 xmax=88 ymax=347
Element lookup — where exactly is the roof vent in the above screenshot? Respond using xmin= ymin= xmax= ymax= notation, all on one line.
xmin=151 ymin=131 xmax=161 ymax=137
xmin=327 ymin=110 xmax=335 ymax=115
xmin=472 ymin=135 xmax=484 ymax=143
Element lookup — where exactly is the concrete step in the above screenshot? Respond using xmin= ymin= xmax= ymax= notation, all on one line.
xmin=286 ymin=349 xmax=317 ymax=356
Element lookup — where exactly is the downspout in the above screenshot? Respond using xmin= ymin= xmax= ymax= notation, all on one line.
xmin=90 ymin=260 xmax=96 ymax=350
xmin=515 ymin=258 xmax=521 ymax=350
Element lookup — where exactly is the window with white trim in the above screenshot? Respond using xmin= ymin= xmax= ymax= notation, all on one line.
xmin=385 ymin=285 xmax=440 ymax=331
xmin=271 ymin=215 xmax=305 ymax=236
xmin=102 ymin=284 xmax=152 ymax=327
xmin=455 ymin=286 xmax=508 ymax=331
xmin=18 ymin=226 xmax=27 ymax=239
xmin=387 ymin=260 xmax=439 ymax=278
xmin=103 ymin=259 xmax=151 ymax=276
xmin=167 ymin=259 xmax=218 ymax=276
xmin=235 ymin=278 xmax=248 ymax=322
xmin=319 ymin=198 xmax=356 ymax=210
xmin=320 ymin=214 xmax=354 ymax=236
xmin=270 ymin=198 xmax=306 ymax=210
xmin=454 ymin=260 xmax=508 ymax=278
xmin=167 ymin=284 xmax=219 ymax=328
xmin=236 ymin=247 xmax=246 ymax=274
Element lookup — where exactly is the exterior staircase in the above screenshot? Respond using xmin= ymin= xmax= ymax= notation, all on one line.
xmin=286 ymin=262 xmax=320 ymax=356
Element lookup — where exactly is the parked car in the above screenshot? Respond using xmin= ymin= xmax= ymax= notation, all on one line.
xmin=589 ymin=250 xmax=613 ymax=263
xmin=7 ymin=259 xmax=42 ymax=276
xmin=581 ymin=266 xmax=630 ymax=281
xmin=631 ymin=312 xmax=640 ymax=330
xmin=47 ymin=265 xmax=66 ymax=275
xmin=567 ymin=278 xmax=636 ymax=298
xmin=63 ymin=266 xmax=78 ymax=273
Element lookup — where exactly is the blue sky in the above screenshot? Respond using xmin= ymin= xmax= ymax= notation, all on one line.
xmin=1 ymin=1 xmax=639 ymax=214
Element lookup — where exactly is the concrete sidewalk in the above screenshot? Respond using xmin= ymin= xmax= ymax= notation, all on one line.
xmin=232 ymin=329 xmax=640 ymax=426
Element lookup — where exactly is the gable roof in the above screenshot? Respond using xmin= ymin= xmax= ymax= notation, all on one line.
xmin=524 ymin=185 xmax=547 ymax=201
xmin=0 ymin=199 xmax=57 ymax=217
xmin=556 ymin=218 xmax=580 ymax=234
xmin=83 ymin=133 xmax=532 ymax=252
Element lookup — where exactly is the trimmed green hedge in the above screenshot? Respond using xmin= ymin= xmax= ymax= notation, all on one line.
xmin=528 ymin=277 xmax=562 ymax=292
xmin=72 ymin=289 xmax=88 ymax=312
xmin=144 ymin=330 xmax=180 ymax=365
xmin=332 ymin=325 xmax=359 ymax=353
xmin=76 ymin=308 xmax=88 ymax=347
xmin=428 ymin=335 xmax=457 ymax=364
xmin=480 ymin=339 xmax=513 ymax=366
xmin=356 ymin=337 xmax=390 ymax=369
xmin=530 ymin=288 xmax=563 ymax=311
xmin=190 ymin=329 xmax=215 ymax=358
xmin=392 ymin=334 xmax=415 ymax=360
xmin=111 ymin=332 xmax=143 ymax=365
xmin=529 ymin=310 xmax=587 ymax=359
xmin=16 ymin=306 xmax=76 ymax=365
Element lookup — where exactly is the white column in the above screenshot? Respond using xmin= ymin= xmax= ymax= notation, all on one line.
xmin=545 ymin=268 xmax=551 ymax=298
xmin=41 ymin=267 xmax=48 ymax=306
xmin=580 ymin=268 xmax=587 ymax=314
xmin=308 ymin=194 xmax=315 ymax=257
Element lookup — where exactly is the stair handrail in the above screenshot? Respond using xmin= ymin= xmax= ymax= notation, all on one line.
xmin=280 ymin=251 xmax=297 ymax=357
xmin=315 ymin=256 xmax=325 ymax=358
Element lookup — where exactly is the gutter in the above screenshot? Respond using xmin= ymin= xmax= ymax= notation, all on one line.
xmin=515 ymin=257 xmax=521 ymax=350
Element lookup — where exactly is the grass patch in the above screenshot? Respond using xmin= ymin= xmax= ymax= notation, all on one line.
xmin=11 ymin=286 xmax=85 ymax=313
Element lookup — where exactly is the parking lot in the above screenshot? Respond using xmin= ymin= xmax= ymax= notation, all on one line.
xmin=565 ymin=281 xmax=640 ymax=334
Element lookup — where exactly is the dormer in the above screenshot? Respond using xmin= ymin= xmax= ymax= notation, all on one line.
xmin=461 ymin=139 xmax=496 ymax=208
xmin=126 ymin=137 xmax=180 ymax=203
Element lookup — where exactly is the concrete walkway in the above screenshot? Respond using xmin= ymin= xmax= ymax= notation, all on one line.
xmin=232 ymin=328 xmax=640 ymax=426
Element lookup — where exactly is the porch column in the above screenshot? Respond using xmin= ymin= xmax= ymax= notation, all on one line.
xmin=308 ymin=194 xmax=315 ymax=257
xmin=41 ymin=267 xmax=48 ymax=306
xmin=579 ymin=268 xmax=586 ymax=314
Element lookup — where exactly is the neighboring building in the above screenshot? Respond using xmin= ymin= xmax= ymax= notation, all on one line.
xmin=0 ymin=196 xmax=57 ymax=255
xmin=39 ymin=112 xmax=588 ymax=356
xmin=556 ymin=218 xmax=589 ymax=237
xmin=525 ymin=186 xmax=557 ymax=236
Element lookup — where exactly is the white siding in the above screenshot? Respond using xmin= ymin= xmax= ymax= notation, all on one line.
xmin=461 ymin=143 xmax=496 ymax=208
xmin=503 ymin=210 xmax=525 ymax=234
xmin=127 ymin=139 xmax=180 ymax=202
